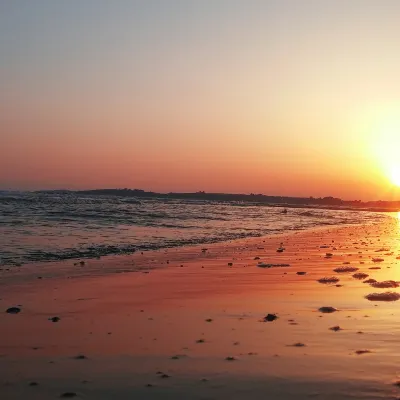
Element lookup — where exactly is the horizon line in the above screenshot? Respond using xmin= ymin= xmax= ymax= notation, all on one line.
xmin=2 ymin=187 xmax=400 ymax=205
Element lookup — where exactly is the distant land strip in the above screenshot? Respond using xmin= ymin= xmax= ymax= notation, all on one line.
xmin=31 ymin=188 xmax=400 ymax=212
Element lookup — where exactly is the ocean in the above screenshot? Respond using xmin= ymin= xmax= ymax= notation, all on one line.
xmin=0 ymin=191 xmax=391 ymax=266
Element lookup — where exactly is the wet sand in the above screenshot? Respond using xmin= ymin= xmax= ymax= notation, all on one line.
xmin=2 ymin=218 xmax=400 ymax=399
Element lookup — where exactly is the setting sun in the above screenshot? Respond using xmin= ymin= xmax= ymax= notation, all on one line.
xmin=391 ymin=166 xmax=400 ymax=187
xmin=369 ymin=114 xmax=400 ymax=188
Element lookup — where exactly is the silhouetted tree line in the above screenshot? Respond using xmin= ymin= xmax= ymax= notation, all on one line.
xmin=53 ymin=188 xmax=400 ymax=210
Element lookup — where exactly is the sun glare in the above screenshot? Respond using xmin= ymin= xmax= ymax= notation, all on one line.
xmin=390 ymin=167 xmax=400 ymax=187
xmin=371 ymin=116 xmax=400 ymax=187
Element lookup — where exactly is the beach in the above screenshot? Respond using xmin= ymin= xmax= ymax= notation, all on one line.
xmin=2 ymin=217 xmax=400 ymax=399
xmin=4 ymin=0 xmax=400 ymax=398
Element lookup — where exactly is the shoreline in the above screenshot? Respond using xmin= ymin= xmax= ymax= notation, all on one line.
xmin=2 ymin=218 xmax=400 ymax=399
xmin=0 ymin=219 xmax=383 ymax=287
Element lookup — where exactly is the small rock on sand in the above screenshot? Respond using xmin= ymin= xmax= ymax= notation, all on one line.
xmin=60 ymin=393 xmax=77 ymax=398
xmin=225 ymin=356 xmax=237 ymax=361
xmin=258 ymin=263 xmax=290 ymax=268
xmin=49 ymin=316 xmax=60 ymax=322
xmin=355 ymin=349 xmax=372 ymax=355
xmin=365 ymin=292 xmax=400 ymax=301
xmin=352 ymin=273 xmax=369 ymax=280
xmin=297 ymin=271 xmax=307 ymax=275
xmin=370 ymin=280 xmax=399 ymax=288
xmin=74 ymin=355 xmax=87 ymax=360
xmin=318 ymin=306 xmax=338 ymax=313
xmin=6 ymin=307 xmax=21 ymax=314
xmin=330 ymin=326 xmax=342 ymax=331
xmin=333 ymin=266 xmax=359 ymax=273
xmin=317 ymin=277 xmax=339 ymax=284
xmin=263 ymin=313 xmax=278 ymax=322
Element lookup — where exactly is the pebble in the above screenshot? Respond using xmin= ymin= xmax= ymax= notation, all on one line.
xmin=263 ymin=313 xmax=278 ymax=322
xmin=6 ymin=307 xmax=21 ymax=314
xmin=355 ymin=349 xmax=371 ymax=355
xmin=60 ymin=393 xmax=77 ymax=398
xmin=330 ymin=326 xmax=342 ymax=331
xmin=318 ymin=306 xmax=338 ymax=313
xmin=74 ymin=355 xmax=87 ymax=360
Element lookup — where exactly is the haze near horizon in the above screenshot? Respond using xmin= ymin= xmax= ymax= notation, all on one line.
xmin=2 ymin=0 xmax=400 ymax=200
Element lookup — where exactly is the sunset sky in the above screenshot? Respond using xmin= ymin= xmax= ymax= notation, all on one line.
xmin=2 ymin=0 xmax=400 ymax=200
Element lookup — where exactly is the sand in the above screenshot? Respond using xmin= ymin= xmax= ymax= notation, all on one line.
xmin=2 ymin=217 xmax=400 ymax=399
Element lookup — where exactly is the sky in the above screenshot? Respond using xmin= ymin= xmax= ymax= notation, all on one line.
xmin=2 ymin=0 xmax=400 ymax=200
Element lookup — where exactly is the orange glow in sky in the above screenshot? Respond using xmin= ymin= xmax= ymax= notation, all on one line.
xmin=2 ymin=1 xmax=400 ymax=200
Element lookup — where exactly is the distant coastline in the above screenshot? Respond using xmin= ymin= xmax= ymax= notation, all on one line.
xmin=30 ymin=188 xmax=400 ymax=212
